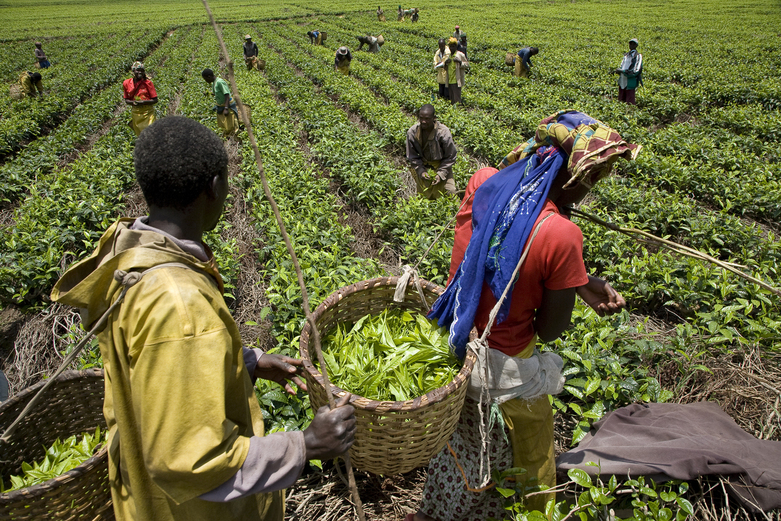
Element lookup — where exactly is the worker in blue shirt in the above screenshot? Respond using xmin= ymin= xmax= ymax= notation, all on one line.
xmin=514 ymin=46 xmax=538 ymax=78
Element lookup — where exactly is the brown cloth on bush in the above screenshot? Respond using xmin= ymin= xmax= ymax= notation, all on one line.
xmin=556 ymin=402 xmax=781 ymax=512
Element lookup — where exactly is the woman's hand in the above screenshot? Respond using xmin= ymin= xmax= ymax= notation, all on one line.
xmin=254 ymin=353 xmax=307 ymax=394
xmin=576 ymin=276 xmax=626 ymax=316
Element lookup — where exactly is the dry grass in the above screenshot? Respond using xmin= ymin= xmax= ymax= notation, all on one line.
xmin=286 ymin=465 xmax=426 ymax=521
xmin=2 ymin=303 xmax=80 ymax=396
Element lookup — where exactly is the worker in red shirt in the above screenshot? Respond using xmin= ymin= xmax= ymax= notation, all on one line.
xmin=123 ymin=62 xmax=158 ymax=136
xmin=410 ymin=110 xmax=641 ymax=521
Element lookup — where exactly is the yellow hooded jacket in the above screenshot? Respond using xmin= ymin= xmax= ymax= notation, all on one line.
xmin=51 ymin=218 xmax=282 ymax=521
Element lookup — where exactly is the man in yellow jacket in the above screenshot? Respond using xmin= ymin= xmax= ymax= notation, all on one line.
xmin=52 ymin=116 xmax=356 ymax=521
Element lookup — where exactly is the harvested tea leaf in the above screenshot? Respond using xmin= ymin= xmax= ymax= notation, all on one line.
xmin=321 ymin=309 xmax=460 ymax=401
xmin=1 ymin=427 xmax=106 ymax=492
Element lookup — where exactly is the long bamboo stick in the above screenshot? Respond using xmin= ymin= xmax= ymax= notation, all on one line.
xmin=200 ymin=4 xmax=366 ymax=519
xmin=569 ymin=207 xmax=781 ymax=297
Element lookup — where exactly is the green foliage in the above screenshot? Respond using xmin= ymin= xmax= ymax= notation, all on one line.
xmin=322 ymin=309 xmax=460 ymax=401
xmin=1 ymin=428 xmax=106 ymax=492
xmin=498 ymin=467 xmax=693 ymax=521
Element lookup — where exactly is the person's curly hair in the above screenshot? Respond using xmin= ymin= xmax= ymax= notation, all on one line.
xmin=134 ymin=116 xmax=227 ymax=209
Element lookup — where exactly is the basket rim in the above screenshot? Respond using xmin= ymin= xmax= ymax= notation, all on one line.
xmin=0 ymin=367 xmax=107 ymax=501
xmin=299 ymin=276 xmax=476 ymax=412
xmin=0 ymin=368 xmax=104 ymax=415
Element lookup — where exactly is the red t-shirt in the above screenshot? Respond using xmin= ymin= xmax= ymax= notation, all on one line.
xmin=449 ymin=167 xmax=589 ymax=355
xmin=122 ymin=78 xmax=157 ymax=101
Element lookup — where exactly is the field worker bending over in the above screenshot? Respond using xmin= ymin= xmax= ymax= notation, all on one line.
xmin=408 ymin=110 xmax=639 ymax=521
xmin=514 ymin=46 xmax=538 ymax=77
xmin=377 ymin=5 xmax=386 ymax=21
xmin=614 ymin=38 xmax=643 ymax=105
xmin=202 ymin=68 xmax=239 ymax=138
xmin=34 ymin=42 xmax=50 ymax=68
xmin=335 ymin=46 xmax=352 ymax=75
xmin=405 ymin=104 xmax=458 ymax=199
xmin=123 ymin=62 xmax=158 ymax=136
xmin=357 ymin=34 xmax=384 ymax=53
xmin=445 ymin=37 xmax=468 ymax=105
xmin=51 ymin=116 xmax=356 ymax=521
xmin=434 ymin=38 xmax=451 ymax=100
xmin=307 ymin=30 xmax=323 ymax=45
xmin=243 ymin=34 xmax=260 ymax=71
xmin=18 ymin=71 xmax=43 ymax=98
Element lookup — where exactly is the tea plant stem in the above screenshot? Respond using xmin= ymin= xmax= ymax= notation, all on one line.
xmin=201 ymin=4 xmax=366 ymax=519
xmin=569 ymin=207 xmax=781 ymax=298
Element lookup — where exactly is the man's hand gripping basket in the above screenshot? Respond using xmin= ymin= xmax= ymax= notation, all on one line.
xmin=299 ymin=276 xmax=477 ymax=475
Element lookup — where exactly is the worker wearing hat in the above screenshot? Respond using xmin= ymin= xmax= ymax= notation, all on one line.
xmin=122 ymin=61 xmax=158 ymax=136
xmin=334 ymin=46 xmax=352 ymax=75
xmin=410 ymin=109 xmax=638 ymax=521
xmin=614 ymin=38 xmax=643 ymax=104
xmin=243 ymin=34 xmax=260 ymax=71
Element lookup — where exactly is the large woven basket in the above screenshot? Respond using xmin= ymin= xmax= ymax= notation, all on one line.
xmin=299 ymin=276 xmax=477 ymax=476
xmin=0 ymin=368 xmax=113 ymax=520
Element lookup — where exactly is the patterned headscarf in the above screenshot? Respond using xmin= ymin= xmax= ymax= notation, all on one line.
xmin=131 ymin=61 xmax=145 ymax=72
xmin=498 ymin=110 xmax=641 ymax=188
xmin=431 ymin=110 xmax=640 ymax=357
xmin=448 ymin=37 xmax=458 ymax=45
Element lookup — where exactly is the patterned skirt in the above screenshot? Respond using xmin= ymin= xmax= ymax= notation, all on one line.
xmin=418 ymin=398 xmax=514 ymax=521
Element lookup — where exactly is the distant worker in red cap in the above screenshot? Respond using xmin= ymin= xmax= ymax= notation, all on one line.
xmin=614 ymin=38 xmax=643 ymax=105
xmin=452 ymin=25 xmax=464 ymax=40
xmin=243 ymin=34 xmax=260 ymax=71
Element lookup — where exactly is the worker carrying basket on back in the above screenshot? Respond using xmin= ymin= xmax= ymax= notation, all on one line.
xmin=407 ymin=110 xmax=641 ymax=521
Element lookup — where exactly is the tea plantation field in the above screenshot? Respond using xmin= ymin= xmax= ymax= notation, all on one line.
xmin=0 ymin=0 xmax=779 ymax=518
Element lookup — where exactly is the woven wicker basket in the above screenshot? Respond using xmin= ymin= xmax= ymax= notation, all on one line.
xmin=0 ymin=368 xmax=113 ymax=520
xmin=299 ymin=276 xmax=477 ymax=476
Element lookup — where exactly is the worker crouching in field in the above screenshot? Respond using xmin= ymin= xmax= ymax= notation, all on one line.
xmin=243 ymin=34 xmax=260 ymax=71
xmin=335 ymin=46 xmax=352 ymax=75
xmin=307 ymin=30 xmax=323 ymax=45
xmin=377 ymin=5 xmax=386 ymax=21
xmin=357 ymin=34 xmax=384 ymax=53
xmin=51 ymin=116 xmax=356 ymax=521
xmin=17 ymin=71 xmax=43 ymax=98
xmin=202 ymin=68 xmax=239 ymax=139
xmin=514 ymin=46 xmax=538 ymax=78
xmin=408 ymin=111 xmax=640 ymax=521
xmin=122 ymin=62 xmax=158 ymax=136
xmin=405 ymin=104 xmax=458 ymax=199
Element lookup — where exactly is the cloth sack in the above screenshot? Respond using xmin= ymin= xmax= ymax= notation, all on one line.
xmin=466 ymin=341 xmax=564 ymax=404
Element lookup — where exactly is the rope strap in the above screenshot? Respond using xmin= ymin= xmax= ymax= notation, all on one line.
xmin=0 ymin=262 xmax=196 ymax=443
xmin=470 ymin=212 xmax=554 ymax=488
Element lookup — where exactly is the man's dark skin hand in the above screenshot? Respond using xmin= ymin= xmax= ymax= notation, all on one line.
xmin=254 ymin=353 xmax=307 ymax=395
xmin=303 ymin=394 xmax=356 ymax=461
